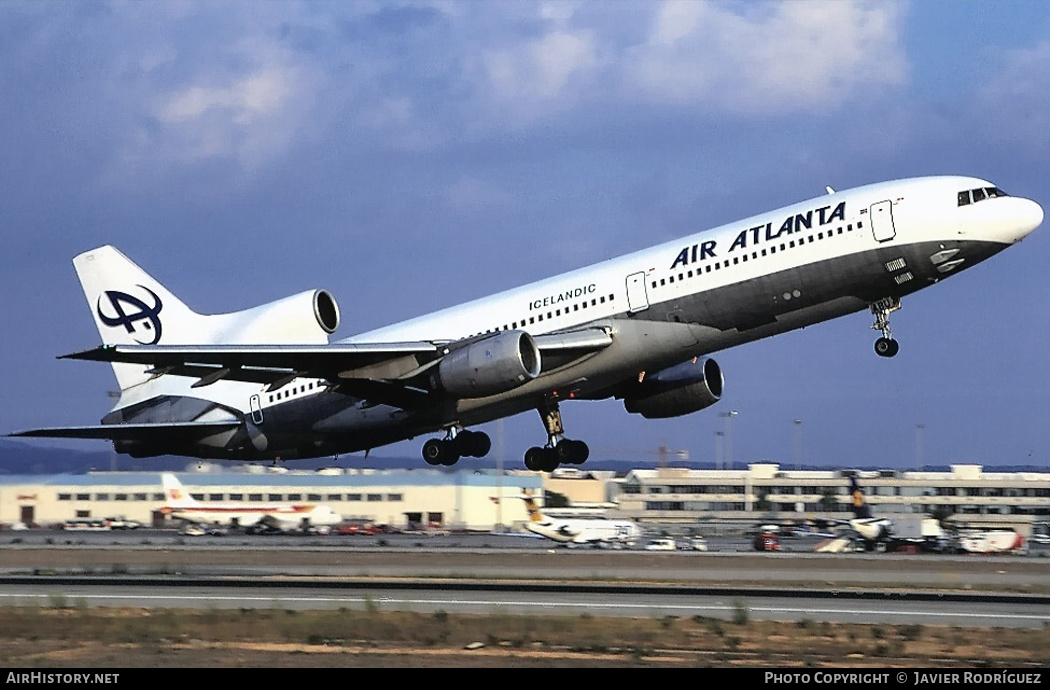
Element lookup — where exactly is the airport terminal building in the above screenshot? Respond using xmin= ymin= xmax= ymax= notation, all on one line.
xmin=0 ymin=462 xmax=1047 ymax=535
xmin=613 ymin=463 xmax=1050 ymax=535
xmin=0 ymin=469 xmax=541 ymax=532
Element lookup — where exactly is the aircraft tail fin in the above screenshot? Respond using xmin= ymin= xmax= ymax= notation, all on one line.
xmin=161 ymin=473 xmax=199 ymax=509
xmin=520 ymin=491 xmax=545 ymax=522
xmin=73 ymin=246 xmax=206 ymax=391
xmin=72 ymin=245 xmax=341 ymax=394
xmin=848 ymin=475 xmax=873 ymax=519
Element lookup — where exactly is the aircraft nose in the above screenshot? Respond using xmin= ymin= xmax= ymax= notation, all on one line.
xmin=985 ymin=196 xmax=1044 ymax=244
xmin=1016 ymin=197 xmax=1044 ymax=241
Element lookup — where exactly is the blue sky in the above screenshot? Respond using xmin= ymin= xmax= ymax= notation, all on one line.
xmin=2 ymin=1 xmax=1048 ymax=470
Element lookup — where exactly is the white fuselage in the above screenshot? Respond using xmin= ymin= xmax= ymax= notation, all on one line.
xmin=165 ymin=502 xmax=342 ymax=530
xmin=525 ymin=516 xmax=642 ymax=545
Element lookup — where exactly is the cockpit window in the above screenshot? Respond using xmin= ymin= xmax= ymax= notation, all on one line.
xmin=958 ymin=186 xmax=1009 ymax=207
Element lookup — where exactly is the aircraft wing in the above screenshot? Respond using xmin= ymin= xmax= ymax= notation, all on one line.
xmin=9 ymin=420 xmax=243 ymax=440
xmin=63 ymin=342 xmax=440 ymax=377
xmin=61 ymin=328 xmax=614 ymax=403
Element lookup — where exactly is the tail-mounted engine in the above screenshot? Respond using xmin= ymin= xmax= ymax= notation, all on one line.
xmin=219 ymin=289 xmax=340 ymax=344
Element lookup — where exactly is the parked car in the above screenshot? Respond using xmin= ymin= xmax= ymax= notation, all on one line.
xmin=336 ymin=522 xmax=385 ymax=535
xmin=63 ymin=518 xmax=110 ymax=531
xmin=753 ymin=532 xmax=781 ymax=551
xmin=685 ymin=536 xmax=709 ymax=551
xmin=645 ymin=538 xmax=677 ymax=551
xmin=179 ymin=523 xmax=227 ymax=536
xmin=104 ymin=516 xmax=142 ymax=530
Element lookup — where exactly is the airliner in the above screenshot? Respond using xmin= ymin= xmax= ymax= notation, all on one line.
xmin=520 ymin=492 xmax=642 ymax=547
xmin=10 ymin=176 xmax=1043 ymax=472
xmin=810 ymin=475 xmax=897 ymax=552
xmin=159 ymin=473 xmax=343 ymax=532
xmin=811 ymin=475 xmax=1025 ymax=555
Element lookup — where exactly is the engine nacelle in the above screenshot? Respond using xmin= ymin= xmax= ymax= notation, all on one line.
xmin=623 ymin=358 xmax=723 ymax=419
xmin=436 ymin=330 xmax=541 ymax=398
xmin=215 ymin=289 xmax=340 ymax=344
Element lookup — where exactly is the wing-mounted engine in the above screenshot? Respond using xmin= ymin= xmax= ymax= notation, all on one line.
xmin=622 ymin=358 xmax=723 ymax=419
xmin=214 ymin=289 xmax=340 ymax=345
xmin=434 ymin=330 xmax=541 ymax=398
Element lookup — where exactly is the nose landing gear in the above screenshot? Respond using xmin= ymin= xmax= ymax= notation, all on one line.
xmin=870 ymin=297 xmax=901 ymax=358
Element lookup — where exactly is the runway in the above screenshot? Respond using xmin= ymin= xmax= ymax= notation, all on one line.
xmin=0 ymin=578 xmax=1045 ymax=627
xmin=1 ymin=530 xmax=1048 ymax=627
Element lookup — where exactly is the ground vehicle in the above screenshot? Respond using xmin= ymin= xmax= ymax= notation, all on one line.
xmin=685 ymin=536 xmax=709 ymax=551
xmin=753 ymin=532 xmax=781 ymax=551
xmin=179 ymin=523 xmax=227 ymax=536
xmin=104 ymin=516 xmax=142 ymax=530
xmin=645 ymin=538 xmax=677 ymax=551
xmin=63 ymin=518 xmax=109 ymax=531
xmin=336 ymin=522 xmax=385 ymax=535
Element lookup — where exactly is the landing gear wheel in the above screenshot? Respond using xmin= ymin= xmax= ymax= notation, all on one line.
xmin=524 ymin=447 xmax=547 ymax=472
xmin=556 ymin=439 xmax=589 ymax=465
xmin=456 ymin=430 xmax=491 ymax=458
xmin=874 ymin=337 xmax=899 ymax=358
xmin=422 ymin=439 xmax=460 ymax=466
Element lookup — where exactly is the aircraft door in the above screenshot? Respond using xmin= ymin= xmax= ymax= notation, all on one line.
xmin=870 ymin=200 xmax=896 ymax=242
xmin=626 ymin=272 xmax=649 ymax=313
xmin=249 ymin=394 xmax=264 ymax=424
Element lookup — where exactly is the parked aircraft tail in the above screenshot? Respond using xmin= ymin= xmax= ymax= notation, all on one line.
xmin=521 ymin=491 xmax=546 ymax=523
xmin=160 ymin=473 xmax=198 ymax=510
xmin=848 ymin=475 xmax=873 ymax=519
xmin=72 ymin=245 xmax=341 ymax=391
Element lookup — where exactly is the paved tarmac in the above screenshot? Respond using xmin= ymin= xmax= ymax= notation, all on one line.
xmin=1 ymin=530 xmax=1048 ymax=593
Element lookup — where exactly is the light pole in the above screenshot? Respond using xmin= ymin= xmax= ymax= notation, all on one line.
xmin=794 ymin=419 xmax=803 ymax=470
xmin=714 ymin=431 xmax=724 ymax=471
xmin=915 ymin=424 xmax=925 ymax=471
xmin=720 ymin=410 xmax=738 ymax=470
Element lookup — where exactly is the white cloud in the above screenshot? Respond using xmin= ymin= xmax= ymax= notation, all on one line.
xmin=145 ymin=37 xmax=319 ymax=171
xmin=623 ymin=0 xmax=907 ymax=114
xmin=975 ymin=40 xmax=1050 ymax=148
xmin=479 ymin=16 xmax=602 ymax=123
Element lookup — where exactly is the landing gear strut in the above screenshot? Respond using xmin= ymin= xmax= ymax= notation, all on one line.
xmin=523 ymin=399 xmax=589 ymax=472
xmin=422 ymin=427 xmax=491 ymax=466
xmin=870 ymin=297 xmax=901 ymax=358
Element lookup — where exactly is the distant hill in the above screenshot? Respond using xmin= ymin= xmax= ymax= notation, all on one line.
xmin=0 ymin=439 xmax=653 ymax=475
xmin=1 ymin=439 xmax=1042 ymax=476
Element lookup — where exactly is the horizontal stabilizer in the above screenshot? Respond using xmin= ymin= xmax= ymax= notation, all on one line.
xmin=8 ymin=420 xmax=242 ymax=441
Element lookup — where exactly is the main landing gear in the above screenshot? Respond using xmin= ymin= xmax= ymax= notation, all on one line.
xmin=870 ymin=296 xmax=901 ymax=358
xmin=523 ymin=399 xmax=590 ymax=473
xmin=422 ymin=428 xmax=491 ymax=466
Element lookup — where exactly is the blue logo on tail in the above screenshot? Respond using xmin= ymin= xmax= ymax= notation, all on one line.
xmin=97 ymin=286 xmax=163 ymax=345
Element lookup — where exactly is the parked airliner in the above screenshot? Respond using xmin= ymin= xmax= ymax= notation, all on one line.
xmin=160 ymin=473 xmax=342 ymax=532
xmin=521 ymin=492 xmax=642 ymax=547
xmin=11 ymin=176 xmax=1042 ymax=472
